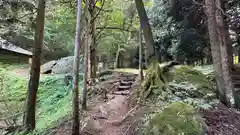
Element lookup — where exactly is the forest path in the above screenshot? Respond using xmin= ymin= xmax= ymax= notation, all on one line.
xmin=49 ymin=72 xmax=140 ymax=135
xmin=7 ymin=65 xmax=30 ymax=79
xmin=95 ymin=73 xmax=138 ymax=135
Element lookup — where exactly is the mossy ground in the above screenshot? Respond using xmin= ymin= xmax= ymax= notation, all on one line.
xmin=0 ymin=63 xmax=81 ymax=134
xmin=146 ymin=102 xmax=201 ymax=135
xmin=133 ymin=64 xmax=216 ymax=135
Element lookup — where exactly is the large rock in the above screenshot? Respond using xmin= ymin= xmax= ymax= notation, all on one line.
xmin=52 ymin=56 xmax=74 ymax=74
xmin=82 ymin=117 xmax=103 ymax=133
xmin=146 ymin=102 xmax=202 ymax=135
xmin=51 ymin=56 xmax=83 ymax=74
xmin=40 ymin=60 xmax=57 ymax=74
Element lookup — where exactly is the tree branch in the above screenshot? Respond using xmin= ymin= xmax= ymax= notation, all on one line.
xmin=96 ymin=26 xmax=134 ymax=32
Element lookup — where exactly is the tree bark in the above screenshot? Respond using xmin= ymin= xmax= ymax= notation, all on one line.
xmin=220 ymin=0 xmax=233 ymax=69
xmin=134 ymin=0 xmax=155 ymax=65
xmin=23 ymin=0 xmax=45 ymax=132
xmin=238 ymin=47 xmax=240 ymax=64
xmin=89 ymin=0 xmax=97 ymax=82
xmin=115 ymin=44 xmax=120 ymax=68
xmin=82 ymin=36 xmax=89 ymax=110
xmin=216 ymin=0 xmax=236 ymax=107
xmin=139 ymin=29 xmax=144 ymax=83
xmin=72 ymin=0 xmax=82 ymax=134
xmin=82 ymin=0 xmax=89 ymax=110
xmin=205 ymin=0 xmax=227 ymax=105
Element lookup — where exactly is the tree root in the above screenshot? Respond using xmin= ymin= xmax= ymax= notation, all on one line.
xmin=107 ymin=105 xmax=139 ymax=126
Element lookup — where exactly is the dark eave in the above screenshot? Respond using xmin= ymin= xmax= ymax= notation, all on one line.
xmin=0 ymin=37 xmax=32 ymax=57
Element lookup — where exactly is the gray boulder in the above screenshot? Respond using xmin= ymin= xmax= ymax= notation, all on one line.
xmin=40 ymin=60 xmax=57 ymax=74
xmin=51 ymin=56 xmax=83 ymax=74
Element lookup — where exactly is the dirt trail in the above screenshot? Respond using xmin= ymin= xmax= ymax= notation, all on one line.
xmin=49 ymin=72 xmax=139 ymax=135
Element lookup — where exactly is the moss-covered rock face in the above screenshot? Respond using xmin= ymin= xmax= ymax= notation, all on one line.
xmin=146 ymin=102 xmax=201 ymax=135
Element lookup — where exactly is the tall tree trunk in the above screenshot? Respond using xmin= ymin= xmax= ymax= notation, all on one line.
xmin=115 ymin=44 xmax=120 ymax=68
xmin=139 ymin=29 xmax=144 ymax=83
xmin=238 ymin=47 xmax=240 ymax=64
xmin=220 ymin=0 xmax=233 ymax=69
xmin=89 ymin=0 xmax=97 ymax=82
xmin=216 ymin=0 xmax=236 ymax=107
xmin=82 ymin=36 xmax=89 ymax=110
xmin=219 ymin=0 xmax=234 ymax=71
xmin=205 ymin=0 xmax=227 ymax=105
xmin=237 ymin=35 xmax=240 ymax=64
xmin=72 ymin=0 xmax=82 ymax=134
xmin=135 ymin=0 xmax=155 ymax=65
xmin=83 ymin=4 xmax=91 ymax=81
xmin=23 ymin=0 xmax=45 ymax=132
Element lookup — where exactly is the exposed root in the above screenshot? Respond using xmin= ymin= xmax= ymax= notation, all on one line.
xmin=107 ymin=105 xmax=139 ymax=126
xmin=122 ymin=120 xmax=137 ymax=135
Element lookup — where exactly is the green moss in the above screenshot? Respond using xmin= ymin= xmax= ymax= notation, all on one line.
xmin=139 ymin=61 xmax=174 ymax=100
xmin=0 ymin=63 xmax=83 ymax=133
xmin=146 ymin=102 xmax=201 ymax=135
xmin=174 ymin=65 xmax=214 ymax=94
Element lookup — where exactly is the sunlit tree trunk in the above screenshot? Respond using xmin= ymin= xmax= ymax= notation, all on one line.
xmin=72 ymin=0 xmax=82 ymax=134
xmin=23 ymin=0 xmax=45 ymax=132
xmin=135 ymin=0 xmax=155 ymax=65
xmin=115 ymin=44 xmax=120 ymax=68
xmin=216 ymin=0 xmax=236 ymax=107
xmin=82 ymin=0 xmax=89 ymax=110
xmin=82 ymin=37 xmax=89 ymax=110
xmin=205 ymin=0 xmax=227 ymax=105
xmin=139 ymin=29 xmax=144 ymax=82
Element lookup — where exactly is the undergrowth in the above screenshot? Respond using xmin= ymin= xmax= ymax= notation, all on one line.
xmin=0 ymin=63 xmax=82 ymax=134
xmin=135 ymin=64 xmax=216 ymax=135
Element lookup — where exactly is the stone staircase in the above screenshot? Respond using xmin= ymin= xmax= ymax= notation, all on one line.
xmin=112 ymin=73 xmax=137 ymax=95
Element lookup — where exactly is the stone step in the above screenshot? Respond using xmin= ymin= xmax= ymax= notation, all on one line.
xmin=234 ymin=83 xmax=240 ymax=88
xmin=118 ymin=85 xmax=131 ymax=91
xmin=123 ymin=78 xmax=135 ymax=82
xmin=120 ymin=81 xmax=132 ymax=86
xmin=235 ymin=88 xmax=240 ymax=92
xmin=232 ymin=75 xmax=240 ymax=80
xmin=113 ymin=90 xmax=130 ymax=95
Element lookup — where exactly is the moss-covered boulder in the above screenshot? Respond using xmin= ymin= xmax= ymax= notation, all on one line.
xmin=172 ymin=65 xmax=215 ymax=96
xmin=146 ymin=102 xmax=201 ymax=135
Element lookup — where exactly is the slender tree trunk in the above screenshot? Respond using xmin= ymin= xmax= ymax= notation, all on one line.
xmin=238 ymin=47 xmax=240 ymax=64
xmin=72 ymin=0 xmax=82 ymax=134
xmin=205 ymin=0 xmax=227 ymax=105
xmin=23 ymin=0 xmax=45 ymax=132
xmin=139 ymin=29 xmax=144 ymax=83
xmin=82 ymin=36 xmax=89 ymax=110
xmin=89 ymin=0 xmax=97 ymax=82
xmin=216 ymin=0 xmax=236 ymax=107
xmin=237 ymin=34 xmax=240 ymax=64
xmin=115 ymin=44 xmax=120 ymax=68
xmin=220 ymin=0 xmax=233 ymax=69
xmin=134 ymin=0 xmax=155 ymax=65
xmin=84 ymin=1 xmax=92 ymax=81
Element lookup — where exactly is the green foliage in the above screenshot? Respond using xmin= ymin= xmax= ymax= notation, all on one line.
xmin=0 ymin=63 xmax=27 ymax=117
xmin=35 ymin=75 xmax=74 ymax=131
xmin=43 ymin=4 xmax=75 ymax=54
xmin=174 ymin=65 xmax=214 ymax=93
xmin=145 ymin=102 xmax=201 ymax=135
xmin=96 ymin=0 xmax=139 ymax=60
xmin=139 ymin=65 xmax=216 ymax=109
xmin=0 ymin=64 xmax=82 ymax=134
xmin=161 ymin=65 xmax=217 ymax=108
